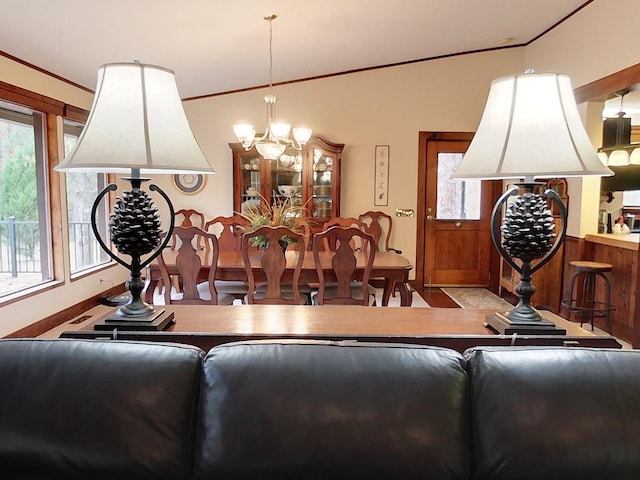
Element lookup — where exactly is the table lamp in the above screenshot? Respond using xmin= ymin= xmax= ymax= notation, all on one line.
xmin=56 ymin=62 xmax=216 ymax=331
xmin=454 ymin=71 xmax=612 ymax=334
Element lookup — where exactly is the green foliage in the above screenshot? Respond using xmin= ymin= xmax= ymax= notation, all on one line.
xmin=237 ymin=193 xmax=309 ymax=249
xmin=0 ymin=121 xmax=37 ymax=222
xmin=0 ymin=120 xmax=39 ymax=259
xmin=1 ymin=153 xmax=37 ymax=221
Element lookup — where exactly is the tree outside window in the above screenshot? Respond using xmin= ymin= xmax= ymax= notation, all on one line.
xmin=63 ymin=119 xmax=109 ymax=274
xmin=0 ymin=102 xmax=52 ymax=296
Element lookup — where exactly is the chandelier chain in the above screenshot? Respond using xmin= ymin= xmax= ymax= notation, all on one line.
xmin=265 ymin=14 xmax=276 ymax=91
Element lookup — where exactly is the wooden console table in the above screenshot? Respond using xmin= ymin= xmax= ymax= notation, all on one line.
xmin=60 ymin=305 xmax=621 ymax=352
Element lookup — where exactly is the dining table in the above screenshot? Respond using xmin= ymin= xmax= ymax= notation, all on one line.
xmin=145 ymin=249 xmax=414 ymax=306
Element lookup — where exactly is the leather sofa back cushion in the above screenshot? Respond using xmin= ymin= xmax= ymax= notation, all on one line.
xmin=0 ymin=339 xmax=204 ymax=480
xmin=466 ymin=347 xmax=640 ymax=480
xmin=195 ymin=340 xmax=469 ymax=480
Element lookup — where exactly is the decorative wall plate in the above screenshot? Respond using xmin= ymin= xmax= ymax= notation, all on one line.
xmin=173 ymin=173 xmax=206 ymax=194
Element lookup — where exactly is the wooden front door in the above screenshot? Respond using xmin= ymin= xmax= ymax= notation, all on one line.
xmin=417 ymin=132 xmax=494 ymax=287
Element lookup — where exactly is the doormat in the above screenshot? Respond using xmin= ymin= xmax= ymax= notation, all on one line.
xmin=440 ymin=288 xmax=512 ymax=310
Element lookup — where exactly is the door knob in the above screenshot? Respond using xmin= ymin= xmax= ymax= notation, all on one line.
xmin=455 ymin=222 xmax=462 ymax=228
xmin=426 ymin=215 xmax=433 ymax=221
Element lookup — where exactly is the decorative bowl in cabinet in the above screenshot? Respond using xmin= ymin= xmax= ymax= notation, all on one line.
xmin=278 ymin=185 xmax=299 ymax=197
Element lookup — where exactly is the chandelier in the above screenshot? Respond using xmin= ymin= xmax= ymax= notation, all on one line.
xmin=598 ymin=89 xmax=640 ymax=165
xmin=233 ymin=14 xmax=312 ymax=160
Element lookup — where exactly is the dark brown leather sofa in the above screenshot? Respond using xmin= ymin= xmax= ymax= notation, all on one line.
xmin=1 ymin=338 xmax=639 ymax=479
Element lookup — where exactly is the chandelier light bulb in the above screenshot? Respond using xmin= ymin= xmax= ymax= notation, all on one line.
xmin=255 ymin=140 xmax=286 ymax=160
xmin=233 ymin=123 xmax=256 ymax=147
xmin=293 ymin=127 xmax=312 ymax=144
xmin=608 ymin=149 xmax=630 ymax=166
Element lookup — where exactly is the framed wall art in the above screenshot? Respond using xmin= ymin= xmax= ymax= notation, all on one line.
xmin=374 ymin=145 xmax=389 ymax=206
xmin=172 ymin=173 xmax=206 ymax=195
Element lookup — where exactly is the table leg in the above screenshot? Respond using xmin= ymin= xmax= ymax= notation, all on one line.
xmin=381 ymin=278 xmax=412 ymax=306
xmin=396 ymin=282 xmax=412 ymax=306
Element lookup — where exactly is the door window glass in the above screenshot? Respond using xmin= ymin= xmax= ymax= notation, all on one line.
xmin=437 ymin=152 xmax=481 ymax=220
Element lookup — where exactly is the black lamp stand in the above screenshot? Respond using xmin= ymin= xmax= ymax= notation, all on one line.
xmin=486 ymin=181 xmax=568 ymax=335
xmin=91 ymin=175 xmax=175 ymax=331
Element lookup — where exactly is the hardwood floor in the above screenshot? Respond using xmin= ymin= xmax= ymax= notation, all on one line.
xmin=415 ymin=288 xmax=460 ymax=308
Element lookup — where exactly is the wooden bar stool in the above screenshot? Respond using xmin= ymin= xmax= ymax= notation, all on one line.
xmin=561 ymin=261 xmax=615 ymax=333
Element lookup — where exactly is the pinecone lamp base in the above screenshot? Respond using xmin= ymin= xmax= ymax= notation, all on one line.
xmin=488 ymin=181 xmax=567 ymax=335
xmin=90 ymin=176 xmax=176 ymax=331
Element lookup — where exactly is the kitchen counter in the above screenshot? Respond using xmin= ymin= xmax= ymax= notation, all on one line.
xmin=585 ymin=233 xmax=640 ymax=251
xmin=577 ymin=232 xmax=640 ymax=347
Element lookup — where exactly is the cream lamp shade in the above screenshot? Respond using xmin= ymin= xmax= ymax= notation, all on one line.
xmin=453 ymin=72 xmax=613 ymax=180
xmin=56 ymin=62 xmax=215 ymax=175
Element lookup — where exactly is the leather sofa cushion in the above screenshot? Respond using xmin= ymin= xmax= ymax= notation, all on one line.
xmin=466 ymin=347 xmax=640 ymax=480
xmin=195 ymin=339 xmax=469 ymax=480
xmin=0 ymin=338 xmax=204 ymax=480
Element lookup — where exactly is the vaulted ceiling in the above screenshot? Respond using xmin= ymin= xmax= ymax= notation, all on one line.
xmin=0 ymin=0 xmax=591 ymax=99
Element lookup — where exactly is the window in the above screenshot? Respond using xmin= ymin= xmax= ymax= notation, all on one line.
xmin=63 ymin=119 xmax=109 ymax=274
xmin=623 ymin=190 xmax=640 ymax=206
xmin=437 ymin=152 xmax=481 ymax=220
xmin=0 ymin=100 xmax=52 ymax=296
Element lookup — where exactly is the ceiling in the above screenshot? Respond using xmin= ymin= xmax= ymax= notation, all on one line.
xmin=0 ymin=0 xmax=591 ymax=99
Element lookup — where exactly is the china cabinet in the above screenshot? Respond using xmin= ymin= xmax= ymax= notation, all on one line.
xmin=230 ymin=135 xmax=344 ymax=230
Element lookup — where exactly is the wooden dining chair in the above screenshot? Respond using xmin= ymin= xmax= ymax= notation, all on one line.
xmin=157 ymin=226 xmax=234 ymax=305
xmin=358 ymin=211 xmax=402 ymax=254
xmin=158 ymin=208 xmax=208 ymax=294
xmin=321 ymin=217 xmax=369 ymax=251
xmin=170 ymin=209 xmax=206 ymax=250
xmin=358 ymin=210 xmax=402 ymax=295
xmin=203 ymin=215 xmax=251 ymax=302
xmin=311 ymin=226 xmax=377 ymax=306
xmin=241 ymin=225 xmax=307 ymax=305
xmin=204 ymin=214 xmax=249 ymax=252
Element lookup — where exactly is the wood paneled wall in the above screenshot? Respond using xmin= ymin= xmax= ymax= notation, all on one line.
xmin=561 ymin=235 xmax=637 ymax=345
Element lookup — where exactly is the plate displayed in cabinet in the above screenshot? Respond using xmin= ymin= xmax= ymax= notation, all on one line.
xmin=315 ymin=158 xmax=328 ymax=171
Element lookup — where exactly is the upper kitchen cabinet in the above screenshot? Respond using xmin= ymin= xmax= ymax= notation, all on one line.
xmin=230 ymin=135 xmax=344 ymax=229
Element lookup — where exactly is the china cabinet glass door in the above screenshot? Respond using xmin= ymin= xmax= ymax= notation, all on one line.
xmin=239 ymin=152 xmax=262 ymax=212
xmin=311 ymin=148 xmax=334 ymax=218
xmin=271 ymin=147 xmax=303 ymax=207
xmin=230 ymin=135 xmax=344 ymax=227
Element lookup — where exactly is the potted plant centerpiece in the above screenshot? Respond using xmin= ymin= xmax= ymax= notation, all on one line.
xmin=238 ymin=193 xmax=309 ymax=250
